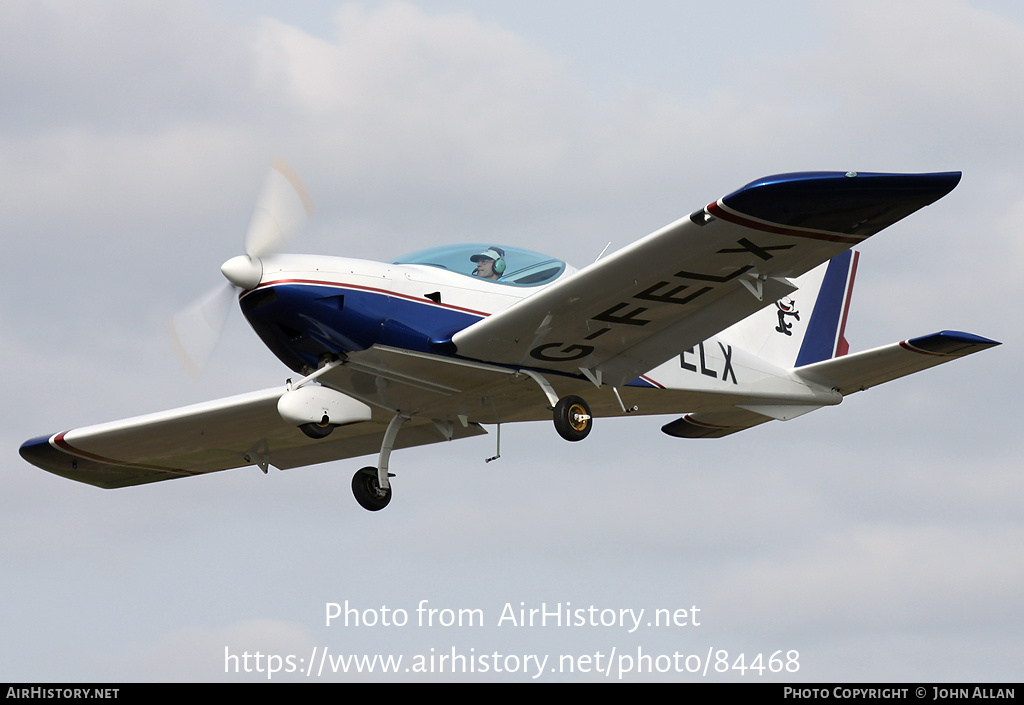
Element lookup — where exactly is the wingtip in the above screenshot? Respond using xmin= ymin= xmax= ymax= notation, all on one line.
xmin=901 ymin=330 xmax=1001 ymax=356
xmin=19 ymin=433 xmax=74 ymax=478
xmin=720 ymin=171 xmax=964 ymax=238
xmin=19 ymin=434 xmax=54 ymax=465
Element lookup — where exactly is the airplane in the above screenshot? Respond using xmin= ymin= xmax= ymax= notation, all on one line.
xmin=19 ymin=164 xmax=1000 ymax=511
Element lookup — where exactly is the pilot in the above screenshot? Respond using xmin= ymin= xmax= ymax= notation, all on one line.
xmin=470 ymin=246 xmax=506 ymax=280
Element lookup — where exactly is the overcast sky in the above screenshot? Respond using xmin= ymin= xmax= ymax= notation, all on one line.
xmin=2 ymin=0 xmax=1021 ymax=682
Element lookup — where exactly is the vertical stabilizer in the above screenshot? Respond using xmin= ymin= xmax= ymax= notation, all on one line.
xmin=794 ymin=248 xmax=859 ymax=366
xmin=719 ymin=249 xmax=859 ymax=369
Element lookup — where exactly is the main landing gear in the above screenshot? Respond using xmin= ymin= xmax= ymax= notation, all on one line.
xmin=299 ymin=416 xmax=334 ymax=439
xmin=342 ymin=372 xmax=598 ymax=512
xmin=553 ymin=395 xmax=592 ymax=442
xmin=515 ymin=369 xmax=595 ymax=443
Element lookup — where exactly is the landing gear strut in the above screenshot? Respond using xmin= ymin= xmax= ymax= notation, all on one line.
xmin=350 ymin=412 xmax=408 ymax=512
xmin=352 ymin=467 xmax=392 ymax=511
xmin=553 ymin=395 xmax=592 ymax=442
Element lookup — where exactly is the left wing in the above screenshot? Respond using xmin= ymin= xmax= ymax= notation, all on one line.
xmin=19 ymin=387 xmax=485 ymax=489
xmin=452 ymin=172 xmax=960 ymax=386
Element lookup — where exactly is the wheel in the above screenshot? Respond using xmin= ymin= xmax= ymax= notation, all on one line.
xmin=553 ymin=395 xmax=592 ymax=442
xmin=299 ymin=415 xmax=334 ymax=439
xmin=351 ymin=467 xmax=392 ymax=511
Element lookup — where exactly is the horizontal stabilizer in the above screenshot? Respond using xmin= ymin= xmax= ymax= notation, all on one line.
xmin=735 ymin=403 xmax=824 ymax=421
xmin=793 ymin=330 xmax=999 ymax=394
xmin=662 ymin=331 xmax=997 ymax=440
xmin=662 ymin=409 xmax=773 ymax=438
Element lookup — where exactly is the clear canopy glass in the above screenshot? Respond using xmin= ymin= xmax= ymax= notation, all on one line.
xmin=392 ymin=243 xmax=568 ymax=287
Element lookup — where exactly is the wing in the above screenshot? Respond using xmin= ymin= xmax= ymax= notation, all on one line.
xmin=19 ymin=386 xmax=485 ymax=489
xmin=452 ymin=171 xmax=961 ymax=387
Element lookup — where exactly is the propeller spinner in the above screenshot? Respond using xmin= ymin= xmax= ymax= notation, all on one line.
xmin=167 ymin=158 xmax=313 ymax=376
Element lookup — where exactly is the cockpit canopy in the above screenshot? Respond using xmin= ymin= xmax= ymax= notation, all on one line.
xmin=392 ymin=243 xmax=568 ymax=287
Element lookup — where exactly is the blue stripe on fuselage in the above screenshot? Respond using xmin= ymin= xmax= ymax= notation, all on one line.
xmin=240 ymin=282 xmax=483 ymax=372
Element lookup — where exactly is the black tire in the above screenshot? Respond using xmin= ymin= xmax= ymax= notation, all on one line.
xmin=553 ymin=395 xmax=592 ymax=442
xmin=299 ymin=421 xmax=334 ymax=439
xmin=351 ymin=467 xmax=392 ymax=511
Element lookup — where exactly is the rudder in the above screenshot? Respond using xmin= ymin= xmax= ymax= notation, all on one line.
xmin=794 ymin=248 xmax=859 ymax=366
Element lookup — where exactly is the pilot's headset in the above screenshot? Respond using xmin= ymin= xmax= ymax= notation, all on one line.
xmin=471 ymin=246 xmax=506 ymax=276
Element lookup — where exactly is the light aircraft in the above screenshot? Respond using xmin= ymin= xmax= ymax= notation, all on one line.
xmin=20 ymin=164 xmax=999 ymax=510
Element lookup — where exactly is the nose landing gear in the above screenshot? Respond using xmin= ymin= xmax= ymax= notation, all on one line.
xmin=351 ymin=412 xmax=407 ymax=512
xmin=352 ymin=466 xmax=392 ymax=511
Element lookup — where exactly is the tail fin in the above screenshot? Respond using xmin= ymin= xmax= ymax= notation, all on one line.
xmin=720 ymin=249 xmax=859 ymax=369
xmin=794 ymin=248 xmax=859 ymax=365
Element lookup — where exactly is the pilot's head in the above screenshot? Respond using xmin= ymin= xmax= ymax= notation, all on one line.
xmin=470 ymin=247 xmax=505 ymax=280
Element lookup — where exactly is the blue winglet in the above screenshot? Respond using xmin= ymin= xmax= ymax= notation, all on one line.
xmin=721 ymin=171 xmax=962 ymax=237
xmin=902 ymin=331 xmax=1000 ymax=355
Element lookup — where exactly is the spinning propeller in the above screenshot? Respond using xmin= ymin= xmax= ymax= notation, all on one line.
xmin=167 ymin=158 xmax=313 ymax=376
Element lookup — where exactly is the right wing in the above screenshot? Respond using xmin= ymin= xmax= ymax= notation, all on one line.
xmin=20 ymin=386 xmax=485 ymax=489
xmin=453 ymin=172 xmax=961 ymax=387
